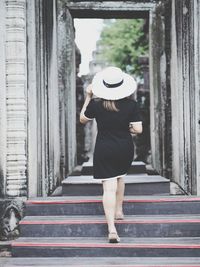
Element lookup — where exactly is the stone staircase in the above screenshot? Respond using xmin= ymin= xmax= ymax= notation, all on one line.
xmin=2 ymin=161 xmax=200 ymax=266
xmin=62 ymin=161 xmax=170 ymax=196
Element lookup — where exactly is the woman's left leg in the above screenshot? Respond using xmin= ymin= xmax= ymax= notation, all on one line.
xmin=102 ymin=178 xmax=120 ymax=242
xmin=115 ymin=177 xmax=125 ymax=220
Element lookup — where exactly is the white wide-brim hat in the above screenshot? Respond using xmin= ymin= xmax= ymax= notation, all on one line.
xmin=92 ymin=66 xmax=137 ymax=100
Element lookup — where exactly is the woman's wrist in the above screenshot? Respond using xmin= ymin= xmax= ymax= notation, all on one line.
xmin=86 ymin=84 xmax=93 ymax=97
xmin=87 ymin=92 xmax=93 ymax=98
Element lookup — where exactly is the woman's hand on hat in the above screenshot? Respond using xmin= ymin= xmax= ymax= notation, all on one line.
xmin=86 ymin=84 xmax=93 ymax=97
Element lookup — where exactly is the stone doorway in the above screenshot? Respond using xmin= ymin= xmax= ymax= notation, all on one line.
xmin=1 ymin=0 xmax=199 ymax=199
xmin=64 ymin=0 xmax=171 ymax=177
xmin=23 ymin=0 xmax=172 ymax=198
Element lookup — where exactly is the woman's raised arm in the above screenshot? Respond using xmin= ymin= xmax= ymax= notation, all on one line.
xmin=80 ymin=84 xmax=93 ymax=124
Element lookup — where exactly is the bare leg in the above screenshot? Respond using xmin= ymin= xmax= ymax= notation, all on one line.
xmin=102 ymin=179 xmax=120 ymax=242
xmin=115 ymin=177 xmax=125 ymax=220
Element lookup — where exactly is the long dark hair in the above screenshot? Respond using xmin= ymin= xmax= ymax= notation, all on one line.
xmin=102 ymin=100 xmax=119 ymax=112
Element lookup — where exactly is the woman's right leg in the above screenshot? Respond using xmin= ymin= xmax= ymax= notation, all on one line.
xmin=102 ymin=178 xmax=120 ymax=241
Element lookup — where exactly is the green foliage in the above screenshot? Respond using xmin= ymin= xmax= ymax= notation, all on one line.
xmin=97 ymin=19 xmax=148 ymax=77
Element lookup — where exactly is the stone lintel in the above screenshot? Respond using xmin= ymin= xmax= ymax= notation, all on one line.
xmin=66 ymin=1 xmax=156 ymax=18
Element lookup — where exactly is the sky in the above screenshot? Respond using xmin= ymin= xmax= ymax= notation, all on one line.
xmin=74 ymin=19 xmax=104 ymax=75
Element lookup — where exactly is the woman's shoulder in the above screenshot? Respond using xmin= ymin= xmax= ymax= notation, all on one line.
xmin=91 ymin=97 xmax=104 ymax=107
xmin=89 ymin=98 xmax=103 ymax=112
xmin=88 ymin=98 xmax=101 ymax=105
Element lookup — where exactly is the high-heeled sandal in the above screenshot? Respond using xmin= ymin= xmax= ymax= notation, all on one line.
xmin=108 ymin=232 xmax=120 ymax=243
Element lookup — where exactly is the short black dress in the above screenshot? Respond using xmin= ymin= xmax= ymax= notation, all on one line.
xmin=84 ymin=97 xmax=142 ymax=179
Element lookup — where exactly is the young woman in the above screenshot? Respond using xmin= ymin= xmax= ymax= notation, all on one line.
xmin=80 ymin=67 xmax=143 ymax=243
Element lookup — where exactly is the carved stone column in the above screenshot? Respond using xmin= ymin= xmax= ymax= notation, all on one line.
xmin=149 ymin=2 xmax=171 ymax=178
xmin=5 ymin=0 xmax=27 ymax=197
xmin=57 ymin=3 xmax=76 ymax=175
xmin=0 ymin=0 xmax=7 ymax=197
xmin=135 ymin=56 xmax=151 ymax=163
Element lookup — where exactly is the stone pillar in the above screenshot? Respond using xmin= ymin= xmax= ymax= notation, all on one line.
xmin=193 ymin=0 xmax=200 ymax=195
xmin=149 ymin=3 xmax=166 ymax=175
xmin=27 ymin=0 xmax=62 ymax=197
xmin=149 ymin=1 xmax=172 ymax=178
xmin=57 ymin=2 xmax=77 ymax=175
xmin=75 ymin=46 xmax=86 ymax=165
xmin=0 ymin=0 xmax=7 ymax=197
xmin=135 ymin=56 xmax=151 ymax=163
xmin=5 ymin=0 xmax=27 ymax=197
xmin=26 ymin=0 xmax=38 ymax=197
xmin=187 ymin=0 xmax=200 ymax=195
xmin=171 ymin=0 xmax=200 ymax=194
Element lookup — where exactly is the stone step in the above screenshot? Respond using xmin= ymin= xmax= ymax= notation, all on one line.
xmin=81 ymin=161 xmax=147 ymax=175
xmin=3 ymin=257 xmax=200 ymax=266
xmin=62 ymin=175 xmax=170 ymax=196
xmin=19 ymin=214 xmax=200 ymax=238
xmin=11 ymin=237 xmax=200 ymax=257
xmin=25 ymin=196 xmax=200 ymax=216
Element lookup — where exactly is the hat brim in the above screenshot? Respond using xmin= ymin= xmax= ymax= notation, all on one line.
xmin=92 ymin=71 xmax=137 ymax=100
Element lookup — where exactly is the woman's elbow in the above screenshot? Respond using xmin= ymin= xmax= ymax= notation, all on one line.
xmin=137 ymin=126 xmax=143 ymax=134
xmin=130 ymin=125 xmax=143 ymax=134
xmin=80 ymin=116 xmax=86 ymax=124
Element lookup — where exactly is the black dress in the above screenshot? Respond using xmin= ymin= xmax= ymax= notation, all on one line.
xmin=84 ymin=97 xmax=142 ymax=179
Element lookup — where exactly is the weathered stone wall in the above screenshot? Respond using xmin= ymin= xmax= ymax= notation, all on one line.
xmin=170 ymin=0 xmax=200 ymax=194
xmin=0 ymin=0 xmax=78 ymax=198
xmin=26 ymin=0 xmax=77 ymax=197
xmin=149 ymin=0 xmax=200 ymax=196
